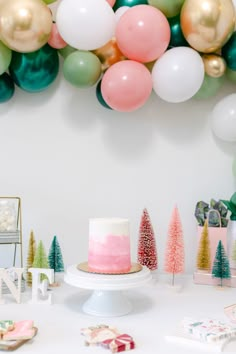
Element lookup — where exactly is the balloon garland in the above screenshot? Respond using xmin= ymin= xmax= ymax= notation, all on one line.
xmin=0 ymin=0 xmax=236 ymax=141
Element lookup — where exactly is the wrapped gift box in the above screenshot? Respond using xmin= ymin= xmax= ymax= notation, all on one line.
xmin=193 ymin=271 xmax=236 ymax=287
xmin=101 ymin=334 xmax=135 ymax=353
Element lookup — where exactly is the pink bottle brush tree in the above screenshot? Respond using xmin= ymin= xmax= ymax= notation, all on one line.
xmin=137 ymin=208 xmax=158 ymax=271
xmin=164 ymin=205 xmax=185 ymax=286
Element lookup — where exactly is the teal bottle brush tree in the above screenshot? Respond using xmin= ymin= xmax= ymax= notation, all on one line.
xmin=221 ymin=192 xmax=236 ymax=271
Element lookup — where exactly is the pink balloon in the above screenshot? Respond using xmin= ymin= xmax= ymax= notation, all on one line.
xmin=101 ymin=60 xmax=152 ymax=112
xmin=106 ymin=0 xmax=116 ymax=6
xmin=48 ymin=23 xmax=67 ymax=49
xmin=116 ymin=5 xmax=170 ymax=63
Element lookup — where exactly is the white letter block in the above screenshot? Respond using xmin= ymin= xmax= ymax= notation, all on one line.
xmin=29 ymin=268 xmax=54 ymax=304
xmin=0 ymin=268 xmax=24 ymax=304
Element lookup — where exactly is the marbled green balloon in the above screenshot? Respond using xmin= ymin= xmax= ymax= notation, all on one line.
xmin=63 ymin=51 xmax=101 ymax=88
xmin=58 ymin=45 xmax=76 ymax=59
xmin=233 ymin=157 xmax=236 ymax=177
xmin=168 ymin=15 xmax=189 ymax=48
xmin=0 ymin=73 xmax=15 ymax=103
xmin=96 ymin=79 xmax=112 ymax=109
xmin=222 ymin=32 xmax=236 ymax=70
xmin=0 ymin=41 xmax=12 ymax=75
xmin=148 ymin=0 xmax=184 ymax=18
xmin=194 ymin=74 xmax=224 ymax=99
xmin=9 ymin=44 xmax=59 ymax=92
xmin=113 ymin=0 xmax=148 ymax=11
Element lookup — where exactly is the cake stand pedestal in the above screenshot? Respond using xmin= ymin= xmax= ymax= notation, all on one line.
xmin=64 ymin=264 xmax=152 ymax=317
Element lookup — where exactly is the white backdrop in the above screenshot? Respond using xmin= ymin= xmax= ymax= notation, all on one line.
xmin=0 ymin=67 xmax=235 ymax=273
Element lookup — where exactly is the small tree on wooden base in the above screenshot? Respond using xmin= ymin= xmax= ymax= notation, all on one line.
xmin=137 ymin=208 xmax=158 ymax=271
xmin=196 ymin=220 xmax=211 ymax=272
xmin=32 ymin=240 xmax=49 ymax=282
xmin=48 ymin=235 xmax=64 ymax=286
xmin=26 ymin=230 xmax=37 ymax=286
xmin=212 ymin=240 xmax=231 ymax=287
xmin=164 ymin=205 xmax=185 ymax=286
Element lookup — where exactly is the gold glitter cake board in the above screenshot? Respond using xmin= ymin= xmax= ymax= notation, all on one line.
xmin=77 ymin=262 xmax=142 ymax=275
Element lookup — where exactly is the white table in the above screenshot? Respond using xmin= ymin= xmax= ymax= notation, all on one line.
xmin=1 ymin=274 xmax=236 ymax=353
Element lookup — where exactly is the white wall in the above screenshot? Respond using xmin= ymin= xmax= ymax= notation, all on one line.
xmin=0 ymin=68 xmax=235 ymax=273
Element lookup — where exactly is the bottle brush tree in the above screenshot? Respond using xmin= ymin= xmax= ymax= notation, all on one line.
xmin=212 ymin=240 xmax=231 ymax=287
xmin=137 ymin=208 xmax=158 ymax=271
xmin=26 ymin=230 xmax=37 ymax=286
xmin=196 ymin=220 xmax=211 ymax=272
xmin=164 ymin=205 xmax=185 ymax=286
xmin=48 ymin=235 xmax=64 ymax=284
xmin=32 ymin=240 xmax=49 ymax=281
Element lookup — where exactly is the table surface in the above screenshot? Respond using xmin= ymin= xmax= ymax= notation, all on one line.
xmin=1 ymin=273 xmax=236 ymax=353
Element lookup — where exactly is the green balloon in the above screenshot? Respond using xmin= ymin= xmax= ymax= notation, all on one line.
xmin=96 ymin=79 xmax=112 ymax=110
xmin=113 ymin=0 xmax=148 ymax=11
xmin=43 ymin=0 xmax=57 ymax=3
xmin=58 ymin=45 xmax=76 ymax=59
xmin=63 ymin=51 xmax=101 ymax=88
xmin=226 ymin=67 xmax=236 ymax=83
xmin=0 ymin=73 xmax=15 ymax=103
xmin=0 ymin=41 xmax=12 ymax=75
xmin=168 ymin=15 xmax=189 ymax=48
xmin=233 ymin=157 xmax=236 ymax=177
xmin=9 ymin=44 xmax=59 ymax=92
xmin=148 ymin=0 xmax=184 ymax=18
xmin=194 ymin=74 xmax=224 ymax=99
xmin=222 ymin=32 xmax=236 ymax=70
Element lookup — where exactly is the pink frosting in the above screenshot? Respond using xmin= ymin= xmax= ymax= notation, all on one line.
xmin=88 ymin=235 xmax=131 ymax=273
xmin=3 ymin=320 xmax=34 ymax=340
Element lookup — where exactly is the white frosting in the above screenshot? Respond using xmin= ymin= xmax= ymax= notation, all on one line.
xmin=89 ymin=218 xmax=129 ymax=242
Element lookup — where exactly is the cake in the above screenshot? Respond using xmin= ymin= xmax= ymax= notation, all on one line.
xmin=88 ymin=218 xmax=131 ymax=274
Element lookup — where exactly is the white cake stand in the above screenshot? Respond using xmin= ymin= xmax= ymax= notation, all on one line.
xmin=64 ymin=264 xmax=152 ymax=317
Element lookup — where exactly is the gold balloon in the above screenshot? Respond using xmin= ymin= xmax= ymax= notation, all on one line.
xmin=202 ymin=54 xmax=226 ymax=78
xmin=93 ymin=38 xmax=126 ymax=71
xmin=0 ymin=0 xmax=52 ymax=53
xmin=181 ymin=0 xmax=235 ymax=53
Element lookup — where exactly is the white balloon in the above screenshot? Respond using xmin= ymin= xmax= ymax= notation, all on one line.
xmin=211 ymin=94 xmax=236 ymax=142
xmin=115 ymin=6 xmax=129 ymax=23
xmin=152 ymin=47 xmax=204 ymax=103
xmin=48 ymin=0 xmax=62 ymax=21
xmin=56 ymin=0 xmax=116 ymax=50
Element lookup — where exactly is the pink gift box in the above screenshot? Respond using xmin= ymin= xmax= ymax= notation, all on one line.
xmin=101 ymin=334 xmax=135 ymax=353
xmin=196 ymin=225 xmax=227 ymax=269
xmin=193 ymin=271 xmax=236 ymax=287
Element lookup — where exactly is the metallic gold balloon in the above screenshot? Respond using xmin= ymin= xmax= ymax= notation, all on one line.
xmin=181 ymin=0 xmax=235 ymax=53
xmin=202 ymin=54 xmax=226 ymax=78
xmin=0 ymin=0 xmax=52 ymax=53
xmin=93 ymin=38 xmax=126 ymax=71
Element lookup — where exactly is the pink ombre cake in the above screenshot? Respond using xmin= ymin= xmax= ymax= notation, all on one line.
xmin=88 ymin=218 xmax=131 ymax=274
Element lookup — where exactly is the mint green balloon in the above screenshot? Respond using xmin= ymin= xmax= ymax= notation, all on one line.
xmin=233 ymin=158 xmax=236 ymax=177
xmin=148 ymin=0 xmax=185 ymax=18
xmin=63 ymin=51 xmax=102 ymax=88
xmin=58 ymin=45 xmax=76 ymax=59
xmin=42 ymin=0 xmax=57 ymax=4
xmin=0 ymin=41 xmax=12 ymax=75
xmin=226 ymin=68 xmax=236 ymax=83
xmin=194 ymin=74 xmax=224 ymax=99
